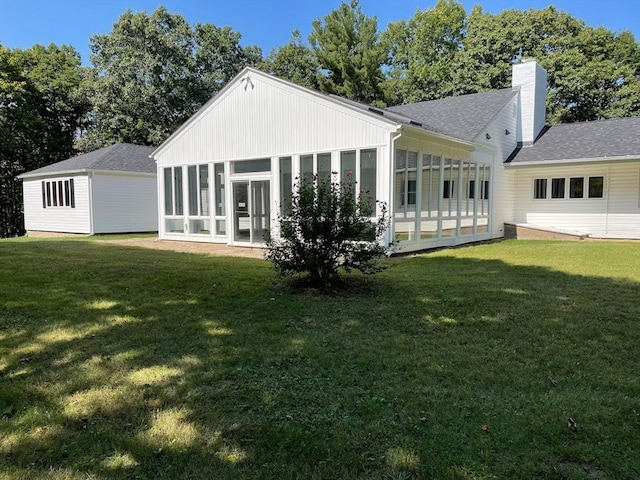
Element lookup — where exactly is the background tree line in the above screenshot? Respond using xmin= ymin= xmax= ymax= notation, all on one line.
xmin=1 ymin=0 xmax=639 ymax=237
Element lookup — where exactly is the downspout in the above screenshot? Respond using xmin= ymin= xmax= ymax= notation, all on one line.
xmin=388 ymin=127 xmax=402 ymax=248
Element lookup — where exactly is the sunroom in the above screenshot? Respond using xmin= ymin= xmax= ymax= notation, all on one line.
xmin=153 ymin=67 xmax=498 ymax=254
xmin=158 ymin=144 xmax=493 ymax=253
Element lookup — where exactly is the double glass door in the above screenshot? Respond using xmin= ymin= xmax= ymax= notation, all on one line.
xmin=233 ymin=180 xmax=270 ymax=244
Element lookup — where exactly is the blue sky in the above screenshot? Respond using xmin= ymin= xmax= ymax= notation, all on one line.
xmin=1 ymin=0 xmax=639 ymax=65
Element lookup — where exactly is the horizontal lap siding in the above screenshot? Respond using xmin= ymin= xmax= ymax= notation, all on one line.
xmin=91 ymin=173 xmax=158 ymax=233
xmin=511 ymin=161 xmax=640 ymax=237
xmin=22 ymin=175 xmax=91 ymax=234
xmin=155 ymin=75 xmax=393 ymax=166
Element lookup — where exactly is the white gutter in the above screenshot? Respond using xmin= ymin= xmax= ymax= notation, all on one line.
xmin=505 ymin=155 xmax=640 ymax=168
xmin=18 ymin=168 xmax=157 ymax=180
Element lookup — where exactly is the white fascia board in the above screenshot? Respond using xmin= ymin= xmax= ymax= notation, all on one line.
xmin=505 ymin=155 xmax=640 ymax=168
xmin=17 ymin=169 xmax=90 ymax=179
xmin=18 ymin=169 xmax=156 ymax=180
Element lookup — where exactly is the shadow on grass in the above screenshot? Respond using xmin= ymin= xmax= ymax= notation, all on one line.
xmin=0 ymin=240 xmax=639 ymax=479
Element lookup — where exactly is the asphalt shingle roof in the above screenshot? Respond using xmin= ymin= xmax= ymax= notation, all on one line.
xmin=20 ymin=143 xmax=157 ymax=178
xmin=386 ymin=88 xmax=518 ymax=142
xmin=507 ymin=117 xmax=640 ymax=164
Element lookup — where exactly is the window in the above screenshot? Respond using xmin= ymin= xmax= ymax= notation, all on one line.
xmin=279 ymin=157 xmax=292 ymax=214
xmin=187 ymin=165 xmax=210 ymax=234
xmin=41 ymin=179 xmax=75 ymax=208
xmin=299 ymin=152 xmax=331 ymax=185
xmin=233 ymin=158 xmax=271 ymax=173
xmin=443 ymin=180 xmax=455 ymax=199
xmin=300 ymin=154 xmax=314 ymax=184
xmin=164 ymin=167 xmax=184 ymax=233
xmin=481 ymin=180 xmax=490 ymax=200
xmin=317 ymin=153 xmax=331 ymax=183
xmin=570 ymin=177 xmax=583 ymax=198
xmin=534 ymin=178 xmax=547 ymax=199
xmin=396 ymin=149 xmax=418 ymax=210
xmin=360 ymin=149 xmax=377 ymax=206
xmin=214 ymin=163 xmax=226 ymax=235
xmin=402 ymin=180 xmax=417 ymax=206
xmin=589 ymin=176 xmax=604 ymax=198
xmin=551 ymin=178 xmax=565 ymax=198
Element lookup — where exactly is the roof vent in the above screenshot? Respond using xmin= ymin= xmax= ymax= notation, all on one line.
xmin=409 ymin=120 xmax=423 ymax=127
xmin=368 ymin=107 xmax=383 ymax=115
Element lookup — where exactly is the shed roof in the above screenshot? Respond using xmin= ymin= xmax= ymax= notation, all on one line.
xmin=19 ymin=143 xmax=157 ymax=178
xmin=507 ymin=116 xmax=640 ymax=164
xmin=386 ymin=88 xmax=518 ymax=142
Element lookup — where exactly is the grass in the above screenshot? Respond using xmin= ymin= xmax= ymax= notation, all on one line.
xmin=1 ymin=238 xmax=639 ymax=479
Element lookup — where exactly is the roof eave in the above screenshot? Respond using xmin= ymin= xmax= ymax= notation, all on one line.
xmin=400 ymin=124 xmax=477 ymax=150
xmin=18 ymin=168 xmax=90 ymax=179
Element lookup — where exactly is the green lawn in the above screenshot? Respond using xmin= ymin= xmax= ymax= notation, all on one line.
xmin=1 ymin=238 xmax=639 ymax=479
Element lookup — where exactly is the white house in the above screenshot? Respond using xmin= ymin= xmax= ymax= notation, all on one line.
xmin=19 ymin=143 xmax=158 ymax=235
xmin=151 ymin=60 xmax=640 ymax=252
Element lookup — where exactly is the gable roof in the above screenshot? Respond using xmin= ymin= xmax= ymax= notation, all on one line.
xmin=386 ymin=88 xmax=518 ymax=142
xmin=19 ymin=143 xmax=157 ymax=179
xmin=153 ymin=67 xmax=479 ymax=157
xmin=507 ymin=116 xmax=640 ymax=165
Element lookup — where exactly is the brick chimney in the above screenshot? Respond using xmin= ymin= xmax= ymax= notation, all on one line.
xmin=512 ymin=59 xmax=547 ymax=145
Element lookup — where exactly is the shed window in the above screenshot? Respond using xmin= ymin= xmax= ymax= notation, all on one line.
xmin=41 ymin=179 xmax=75 ymax=208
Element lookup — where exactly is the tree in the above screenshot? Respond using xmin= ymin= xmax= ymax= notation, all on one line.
xmin=266 ymin=174 xmax=392 ymax=288
xmin=309 ymin=0 xmax=387 ymax=105
xmin=451 ymin=6 xmax=640 ymax=123
xmin=81 ymin=6 xmax=262 ymax=148
xmin=0 ymin=43 xmax=89 ymax=237
xmin=261 ymin=30 xmax=319 ymax=90
xmin=382 ymin=0 xmax=466 ymax=104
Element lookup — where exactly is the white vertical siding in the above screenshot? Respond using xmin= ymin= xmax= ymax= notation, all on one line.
xmin=22 ymin=175 xmax=91 ymax=234
xmin=154 ymin=72 xmax=395 ymax=167
xmin=91 ymin=172 xmax=158 ymax=233
xmin=510 ymin=161 xmax=640 ymax=238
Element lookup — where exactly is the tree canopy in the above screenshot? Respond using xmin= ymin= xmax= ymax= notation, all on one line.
xmin=0 ymin=43 xmax=90 ymax=237
xmin=308 ymin=0 xmax=387 ymax=105
xmin=79 ymin=6 xmax=261 ymax=149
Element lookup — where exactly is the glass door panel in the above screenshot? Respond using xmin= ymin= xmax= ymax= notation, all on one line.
xmin=251 ymin=180 xmax=270 ymax=243
xmin=233 ymin=182 xmax=250 ymax=242
xmin=233 ymin=180 xmax=270 ymax=244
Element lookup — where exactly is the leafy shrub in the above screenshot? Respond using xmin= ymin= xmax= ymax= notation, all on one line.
xmin=265 ymin=173 xmax=392 ymax=287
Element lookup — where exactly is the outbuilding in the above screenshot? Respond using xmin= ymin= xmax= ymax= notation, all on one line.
xmin=19 ymin=143 xmax=158 ymax=235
